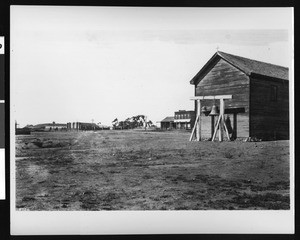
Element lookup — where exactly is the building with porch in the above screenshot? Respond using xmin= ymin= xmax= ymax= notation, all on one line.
xmin=174 ymin=110 xmax=195 ymax=130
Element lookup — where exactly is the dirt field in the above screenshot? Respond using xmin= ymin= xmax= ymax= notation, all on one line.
xmin=15 ymin=130 xmax=290 ymax=210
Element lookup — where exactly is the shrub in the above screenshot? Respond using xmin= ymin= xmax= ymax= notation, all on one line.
xmin=224 ymin=151 xmax=234 ymax=159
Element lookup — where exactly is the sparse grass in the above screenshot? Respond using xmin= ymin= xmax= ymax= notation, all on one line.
xmin=15 ymin=131 xmax=290 ymax=210
xmin=259 ymin=159 xmax=267 ymax=169
xmin=231 ymin=192 xmax=290 ymax=209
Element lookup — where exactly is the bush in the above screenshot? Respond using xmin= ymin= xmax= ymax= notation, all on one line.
xmin=224 ymin=151 xmax=234 ymax=159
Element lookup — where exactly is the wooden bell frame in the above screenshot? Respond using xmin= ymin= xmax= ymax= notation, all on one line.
xmin=189 ymin=95 xmax=232 ymax=142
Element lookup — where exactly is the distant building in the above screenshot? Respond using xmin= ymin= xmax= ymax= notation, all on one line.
xmin=32 ymin=122 xmax=67 ymax=131
xmin=160 ymin=110 xmax=195 ymax=130
xmin=174 ymin=110 xmax=195 ymax=130
xmin=160 ymin=117 xmax=175 ymax=130
xmin=66 ymin=122 xmax=110 ymax=131
xmin=15 ymin=121 xmax=31 ymax=135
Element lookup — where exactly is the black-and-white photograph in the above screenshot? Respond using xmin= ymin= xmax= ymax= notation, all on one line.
xmin=10 ymin=6 xmax=294 ymax=234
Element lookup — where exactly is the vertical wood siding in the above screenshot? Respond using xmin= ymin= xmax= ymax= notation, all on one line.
xmin=194 ymin=58 xmax=250 ymax=138
xmin=199 ymin=113 xmax=249 ymax=139
xmin=250 ymin=77 xmax=289 ymax=140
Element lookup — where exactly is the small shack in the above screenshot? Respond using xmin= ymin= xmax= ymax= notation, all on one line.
xmin=160 ymin=117 xmax=175 ymax=130
xmin=190 ymin=51 xmax=289 ymax=140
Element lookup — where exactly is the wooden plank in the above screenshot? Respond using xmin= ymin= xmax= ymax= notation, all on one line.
xmin=197 ymin=86 xmax=249 ymax=95
xmin=190 ymin=95 xmax=232 ymax=100
xmin=212 ymin=115 xmax=221 ymax=141
xmin=223 ymin=115 xmax=230 ymax=140
xmin=233 ymin=113 xmax=237 ymax=139
xmin=211 ymin=116 xmax=215 ymax=138
xmin=196 ymin=100 xmax=201 ymax=141
xmin=218 ymin=120 xmax=222 ymax=141
xmin=189 ymin=114 xmax=199 ymax=141
xmin=219 ymin=98 xmax=224 ymax=141
xmin=196 ymin=91 xmax=248 ymax=100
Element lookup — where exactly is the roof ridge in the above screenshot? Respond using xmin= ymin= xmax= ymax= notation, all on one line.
xmin=217 ymin=51 xmax=252 ymax=75
xmin=218 ymin=51 xmax=288 ymax=69
xmin=190 ymin=51 xmax=289 ymax=85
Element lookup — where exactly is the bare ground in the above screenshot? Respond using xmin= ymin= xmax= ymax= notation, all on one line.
xmin=15 ymin=130 xmax=290 ymax=210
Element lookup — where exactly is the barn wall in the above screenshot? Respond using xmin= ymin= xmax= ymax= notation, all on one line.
xmin=194 ymin=58 xmax=250 ymax=138
xmin=250 ymin=77 xmax=289 ymax=140
xmin=199 ymin=113 xmax=249 ymax=139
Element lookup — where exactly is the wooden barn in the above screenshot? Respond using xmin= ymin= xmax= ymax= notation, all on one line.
xmin=190 ymin=51 xmax=289 ymax=141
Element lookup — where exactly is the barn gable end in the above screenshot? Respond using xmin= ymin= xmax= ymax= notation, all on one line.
xmin=195 ymin=57 xmax=250 ymax=111
xmin=194 ymin=57 xmax=250 ymax=139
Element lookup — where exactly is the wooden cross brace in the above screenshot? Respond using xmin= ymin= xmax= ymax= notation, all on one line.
xmin=189 ymin=95 xmax=232 ymax=142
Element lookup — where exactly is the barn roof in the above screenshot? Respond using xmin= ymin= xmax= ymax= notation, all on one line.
xmin=190 ymin=51 xmax=289 ymax=85
xmin=161 ymin=116 xmax=174 ymax=122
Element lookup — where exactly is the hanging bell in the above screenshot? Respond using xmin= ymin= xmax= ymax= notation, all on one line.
xmin=209 ymin=105 xmax=219 ymax=116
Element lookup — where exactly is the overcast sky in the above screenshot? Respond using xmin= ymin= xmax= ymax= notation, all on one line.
xmin=11 ymin=7 xmax=293 ymax=127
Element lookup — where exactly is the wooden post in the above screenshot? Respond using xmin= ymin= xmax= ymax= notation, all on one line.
xmin=189 ymin=115 xmax=199 ymax=141
xmin=218 ymin=122 xmax=222 ymax=141
xmin=233 ymin=113 xmax=237 ymax=139
xmin=219 ymin=98 xmax=224 ymax=141
xmin=223 ymin=116 xmax=231 ymax=140
xmin=211 ymin=115 xmax=215 ymax=139
xmin=212 ymin=115 xmax=221 ymax=141
xmin=196 ymin=99 xmax=201 ymax=141
xmin=212 ymin=98 xmax=230 ymax=142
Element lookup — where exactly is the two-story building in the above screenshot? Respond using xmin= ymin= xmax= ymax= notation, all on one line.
xmin=174 ymin=110 xmax=195 ymax=130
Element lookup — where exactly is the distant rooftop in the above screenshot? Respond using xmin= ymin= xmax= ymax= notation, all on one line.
xmin=161 ymin=116 xmax=174 ymax=122
xmin=175 ymin=110 xmax=194 ymax=113
xmin=33 ymin=123 xmax=66 ymax=128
